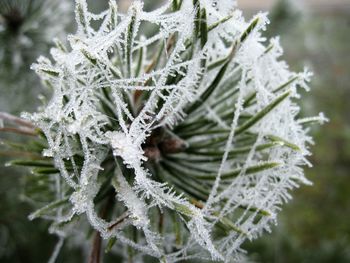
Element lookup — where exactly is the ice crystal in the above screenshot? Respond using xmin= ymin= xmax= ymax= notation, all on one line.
xmin=18 ymin=0 xmax=325 ymax=261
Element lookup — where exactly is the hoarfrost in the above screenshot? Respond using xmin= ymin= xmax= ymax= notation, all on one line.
xmin=26 ymin=0 xmax=322 ymax=261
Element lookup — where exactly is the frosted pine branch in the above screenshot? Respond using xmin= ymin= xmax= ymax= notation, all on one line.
xmin=2 ymin=0 xmax=326 ymax=262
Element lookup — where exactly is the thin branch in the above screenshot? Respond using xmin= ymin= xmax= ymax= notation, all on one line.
xmin=89 ymin=232 xmax=102 ymax=263
xmin=0 ymin=112 xmax=35 ymax=128
xmin=0 ymin=150 xmax=43 ymax=159
xmin=89 ymin=194 xmax=115 ymax=263
xmin=0 ymin=127 xmax=37 ymax=136
xmin=108 ymin=211 xmax=130 ymax=231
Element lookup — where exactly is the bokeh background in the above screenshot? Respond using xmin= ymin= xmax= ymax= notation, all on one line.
xmin=0 ymin=0 xmax=349 ymax=262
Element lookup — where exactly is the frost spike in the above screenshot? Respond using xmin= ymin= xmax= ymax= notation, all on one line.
xmin=32 ymin=167 xmax=60 ymax=175
xmin=7 ymin=160 xmax=54 ymax=168
xmin=265 ymin=135 xmax=301 ymax=151
xmin=208 ymin=17 xmax=260 ymax=71
xmin=172 ymin=0 xmax=182 ymax=11
xmin=193 ymin=0 xmax=201 ymax=38
xmin=186 ymin=142 xmax=286 ymax=158
xmin=81 ymin=49 xmax=97 ymax=65
xmin=105 ymin=237 xmax=117 ymax=253
xmin=75 ymin=0 xmax=89 ymax=35
xmin=235 ymin=91 xmax=291 ymax=135
xmin=244 ymin=76 xmax=298 ymax=107
xmin=29 ymin=197 xmax=69 ymax=220
xmin=54 ymin=38 xmax=67 ymax=53
xmin=125 ymin=6 xmax=137 ymax=78
xmin=108 ymin=0 xmax=118 ymax=30
xmin=194 ymin=162 xmax=281 ymax=181
xmin=185 ymin=51 xmax=233 ymax=115
xmin=240 ymin=17 xmax=260 ymax=43
xmin=200 ymin=8 xmax=208 ymax=48
xmin=135 ymin=46 xmax=144 ymax=77
xmin=214 ymin=213 xmax=248 ymax=236
xmin=207 ymin=14 xmax=233 ymax=31
xmin=38 ymin=68 xmax=60 ymax=77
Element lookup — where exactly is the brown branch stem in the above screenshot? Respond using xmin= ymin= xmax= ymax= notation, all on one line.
xmin=108 ymin=211 xmax=130 ymax=231
xmin=0 ymin=150 xmax=43 ymax=159
xmin=88 ymin=232 xmax=102 ymax=263
xmin=0 ymin=112 xmax=35 ymax=128
xmin=88 ymin=193 xmax=115 ymax=263
xmin=0 ymin=127 xmax=37 ymax=136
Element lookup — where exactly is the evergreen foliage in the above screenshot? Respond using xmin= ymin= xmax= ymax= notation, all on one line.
xmin=0 ymin=0 xmax=326 ymax=262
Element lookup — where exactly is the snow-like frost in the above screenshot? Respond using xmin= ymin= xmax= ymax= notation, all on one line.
xmin=25 ymin=0 xmax=325 ymax=261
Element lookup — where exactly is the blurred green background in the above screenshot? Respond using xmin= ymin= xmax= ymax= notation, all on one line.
xmin=1 ymin=0 xmax=350 ymax=262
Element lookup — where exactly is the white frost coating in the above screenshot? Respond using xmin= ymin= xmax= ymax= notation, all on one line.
xmin=25 ymin=0 xmax=322 ymax=262
xmin=115 ymin=172 xmax=149 ymax=228
xmin=106 ymin=131 xmax=146 ymax=164
xmin=48 ymin=237 xmax=65 ymax=263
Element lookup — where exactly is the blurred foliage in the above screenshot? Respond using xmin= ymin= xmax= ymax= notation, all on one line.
xmin=0 ymin=0 xmax=72 ymax=114
xmin=266 ymin=0 xmax=302 ymax=37
xmin=245 ymin=1 xmax=350 ymax=262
